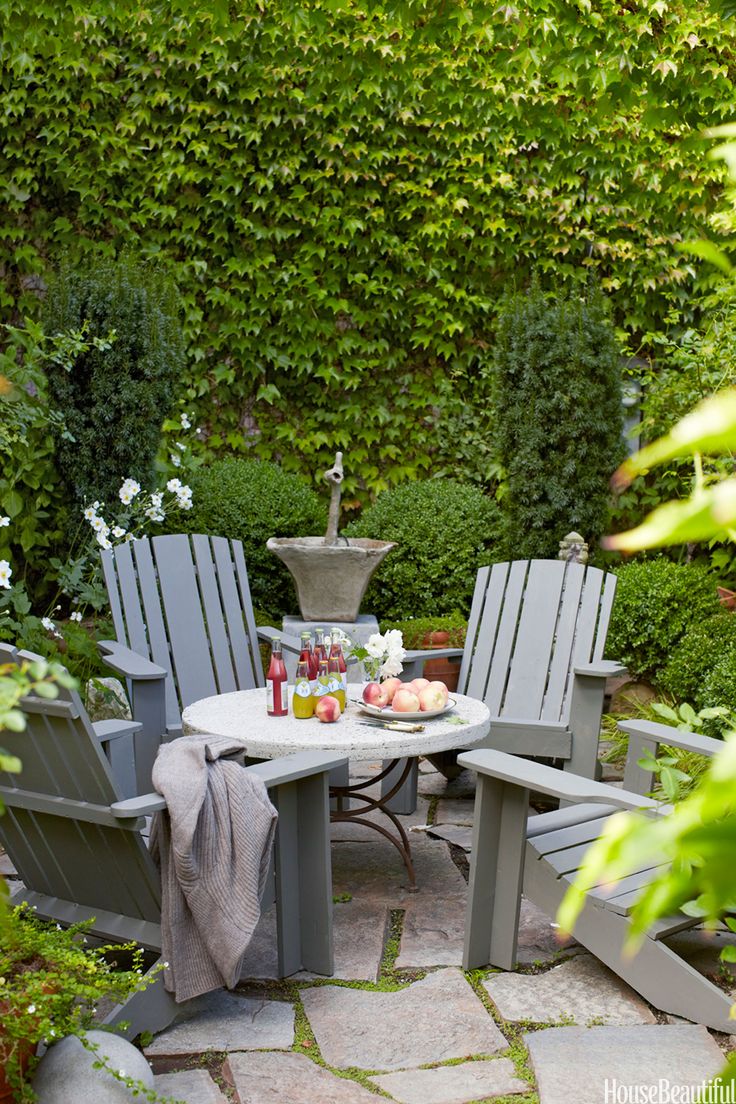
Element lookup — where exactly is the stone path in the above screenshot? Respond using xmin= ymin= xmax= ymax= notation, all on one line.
xmin=7 ymin=754 xmax=734 ymax=1104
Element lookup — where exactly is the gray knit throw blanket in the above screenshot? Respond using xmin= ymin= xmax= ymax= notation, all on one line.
xmin=150 ymin=734 xmax=278 ymax=1002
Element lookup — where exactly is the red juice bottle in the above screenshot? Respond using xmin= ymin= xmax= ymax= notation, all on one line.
xmin=313 ymin=628 xmax=328 ymax=672
xmin=300 ymin=631 xmax=318 ymax=683
xmin=266 ymin=637 xmax=288 ymax=717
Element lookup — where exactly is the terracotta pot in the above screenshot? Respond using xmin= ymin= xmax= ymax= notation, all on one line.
xmin=421 ymin=631 xmax=460 ymax=693
xmin=717 ymin=586 xmax=736 ymax=611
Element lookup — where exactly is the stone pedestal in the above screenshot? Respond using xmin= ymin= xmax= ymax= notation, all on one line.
xmin=282 ymin=614 xmax=379 ymax=684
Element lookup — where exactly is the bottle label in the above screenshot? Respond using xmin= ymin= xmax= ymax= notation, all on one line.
xmin=295 ymin=679 xmax=311 ymax=698
xmin=267 ymin=680 xmax=287 ymax=712
xmin=315 ymin=678 xmax=330 ymax=697
xmin=328 ymin=675 xmax=341 ymax=694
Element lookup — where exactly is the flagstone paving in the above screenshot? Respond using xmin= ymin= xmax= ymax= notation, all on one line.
xmin=526 ymin=1024 xmax=725 ymax=1104
xmin=227 ymin=1052 xmax=380 ymax=1104
xmin=143 ymin=990 xmax=295 ymax=1056
xmin=484 ymin=953 xmax=657 ymax=1025
xmin=369 ymin=1058 xmax=530 ymax=1103
xmin=153 ymin=1069 xmax=228 ymax=1103
xmin=300 ymin=968 xmax=508 ymax=1071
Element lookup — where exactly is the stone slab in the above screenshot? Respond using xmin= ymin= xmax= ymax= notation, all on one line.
xmin=484 ymin=953 xmax=656 ymax=1025
xmin=229 ymin=1051 xmax=380 ymax=1104
xmin=153 ymin=1070 xmax=227 ymax=1104
xmin=240 ymin=900 xmax=388 ymax=982
xmin=418 ymin=768 xmax=477 ymax=799
xmin=525 ymin=1024 xmax=724 ymax=1104
xmin=331 ymin=837 xmax=467 ymax=904
xmin=396 ymin=893 xmax=467 ymax=968
xmin=301 ymin=967 xmax=507 ymax=1071
xmin=427 ymin=824 xmax=474 ymax=852
xmin=435 ymin=798 xmax=475 ymax=826
xmin=143 ymin=990 xmax=294 ymax=1055
xmin=370 ymin=1058 xmax=529 ymax=1103
xmin=515 ymin=897 xmax=580 ymax=965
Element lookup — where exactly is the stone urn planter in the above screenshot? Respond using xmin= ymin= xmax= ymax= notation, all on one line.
xmin=267 ymin=453 xmax=395 ymax=622
xmin=267 ymin=535 xmax=395 ymax=622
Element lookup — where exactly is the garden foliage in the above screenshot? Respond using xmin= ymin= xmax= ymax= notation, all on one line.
xmin=43 ymin=255 xmax=185 ymax=507
xmin=659 ymin=613 xmax=736 ymax=707
xmin=1 ymin=2 xmax=735 ymax=497
xmin=493 ymin=283 xmax=624 ymax=557
xmin=345 ymin=479 xmax=500 ymax=620
xmin=175 ymin=458 xmax=327 ymax=617
xmin=605 ymin=559 xmax=720 ymax=680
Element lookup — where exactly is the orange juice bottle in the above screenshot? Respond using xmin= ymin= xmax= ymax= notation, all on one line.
xmin=293 ymin=659 xmax=314 ymax=719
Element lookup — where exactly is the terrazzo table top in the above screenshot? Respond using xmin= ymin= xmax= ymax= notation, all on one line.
xmin=182 ymin=688 xmax=491 ymax=761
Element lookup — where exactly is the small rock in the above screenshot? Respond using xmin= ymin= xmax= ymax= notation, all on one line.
xmin=153 ymin=1069 xmax=227 ymax=1103
xmin=370 ymin=1058 xmax=529 ymax=1103
xmin=33 ymin=1030 xmax=153 ymax=1103
xmin=229 ymin=1051 xmax=379 ymax=1103
xmin=86 ymin=677 xmax=132 ymax=722
xmin=143 ymin=990 xmax=294 ymax=1055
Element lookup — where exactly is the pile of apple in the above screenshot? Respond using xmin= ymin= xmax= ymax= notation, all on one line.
xmin=362 ymin=677 xmax=449 ymax=713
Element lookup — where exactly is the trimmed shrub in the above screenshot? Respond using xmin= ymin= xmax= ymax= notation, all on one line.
xmin=659 ymin=614 xmax=736 ymax=706
xmin=380 ymin=614 xmax=467 ymax=651
xmin=605 ymin=560 xmax=720 ymax=681
xmin=493 ymin=282 xmax=624 ymax=558
xmin=177 ymin=459 xmax=327 ymax=618
xmin=701 ymin=656 xmax=736 ymax=720
xmin=44 ymin=255 xmax=185 ymax=507
xmin=345 ymin=480 xmax=501 ymax=621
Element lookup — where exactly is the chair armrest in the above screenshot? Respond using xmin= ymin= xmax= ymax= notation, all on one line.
xmin=458 ymin=747 xmax=657 ymax=812
xmin=247 ymin=751 xmax=349 ymax=788
xmin=92 ymin=719 xmax=142 ymax=743
xmin=573 ymin=661 xmax=627 ymax=679
xmin=404 ymin=647 xmax=464 ymax=664
xmin=98 ymin=641 xmax=167 ymax=681
xmin=618 ymin=719 xmax=724 ymax=759
xmin=110 ymin=794 xmax=167 ymax=817
xmin=256 ymin=627 xmax=302 ymax=655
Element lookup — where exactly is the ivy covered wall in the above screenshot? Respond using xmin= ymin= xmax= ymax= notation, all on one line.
xmin=1 ymin=0 xmax=734 ymax=499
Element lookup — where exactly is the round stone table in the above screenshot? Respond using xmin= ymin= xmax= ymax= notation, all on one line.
xmin=183 ymin=689 xmax=490 ymax=886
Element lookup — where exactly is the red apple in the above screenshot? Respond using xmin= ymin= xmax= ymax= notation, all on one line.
xmin=382 ymin=677 xmax=402 ymax=704
xmin=362 ymin=682 xmax=389 ymax=708
xmin=427 ymin=680 xmax=449 ymax=703
xmin=315 ymin=695 xmax=342 ymax=722
xmin=392 ymin=688 xmax=421 ymax=713
xmin=419 ymin=685 xmax=447 ymax=712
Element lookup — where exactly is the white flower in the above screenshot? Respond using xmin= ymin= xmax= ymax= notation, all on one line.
xmin=41 ymin=617 xmax=55 ymax=632
xmin=380 ymin=655 xmax=404 ymax=679
xmin=124 ymin=533 xmax=135 ymax=542
xmin=27 ymin=1004 xmax=36 ymax=1014
xmin=97 ymin=534 xmax=112 ymax=550
xmin=83 ymin=505 xmax=97 ymax=522
xmin=0 ymin=560 xmax=11 ymax=589
xmin=112 ymin=526 xmax=126 ymax=539
xmin=167 ymin=478 xmax=182 ymax=493
xmin=91 ymin=516 xmax=108 ymax=534
xmin=150 ymin=492 xmax=163 ymax=508
xmin=176 ymin=485 xmax=193 ymax=511
xmin=0 ymin=516 xmax=9 ymax=527
xmin=170 ymin=453 xmax=181 ymax=468
xmin=180 ymin=413 xmax=191 ymax=430
xmin=176 ymin=441 xmax=186 ymax=451
xmin=70 ymin=611 xmax=83 ymax=622
xmin=145 ymin=507 xmax=165 ymax=522
xmin=364 ymin=633 xmax=386 ymax=659
xmin=118 ymin=478 xmax=141 ymax=505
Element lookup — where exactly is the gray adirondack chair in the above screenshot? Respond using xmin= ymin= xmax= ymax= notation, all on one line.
xmin=382 ymin=558 xmax=623 ymax=811
xmin=99 ymin=533 xmax=300 ymax=792
xmin=460 ymin=720 xmax=736 ymax=1032
xmin=0 ymin=643 xmax=346 ymax=1039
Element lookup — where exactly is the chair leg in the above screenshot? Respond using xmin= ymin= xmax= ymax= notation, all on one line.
xmin=272 ymin=774 xmax=334 ymax=978
xmin=565 ymin=672 xmax=607 ymax=782
xmin=380 ymin=758 xmax=418 ymax=814
xmin=102 ymin=959 xmax=180 ymax=1040
xmin=463 ymin=775 xmax=529 ymax=971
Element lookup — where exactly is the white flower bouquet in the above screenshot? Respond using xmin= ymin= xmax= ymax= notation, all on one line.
xmin=345 ymin=629 xmax=405 ymax=682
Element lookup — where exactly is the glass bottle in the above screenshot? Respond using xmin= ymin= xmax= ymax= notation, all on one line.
xmin=299 ymin=631 xmax=318 ymax=687
xmin=327 ymin=655 xmax=346 ymax=711
xmin=266 ymin=637 xmax=288 ymax=717
xmin=329 ymin=628 xmax=348 ymax=709
xmin=293 ymin=659 xmax=314 ymax=719
xmin=313 ymin=628 xmax=328 ymax=672
xmin=314 ymin=657 xmax=331 ymax=704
